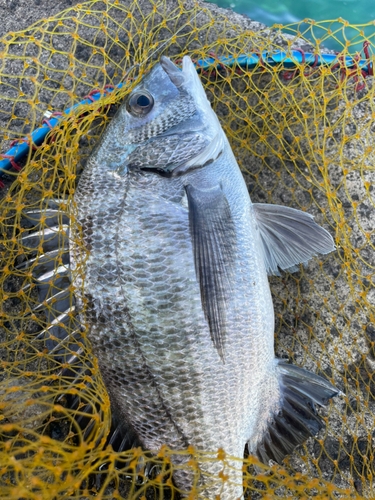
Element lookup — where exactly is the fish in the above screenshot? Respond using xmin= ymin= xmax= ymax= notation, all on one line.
xmin=22 ymin=55 xmax=339 ymax=498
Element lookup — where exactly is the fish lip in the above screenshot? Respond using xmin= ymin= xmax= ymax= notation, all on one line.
xmin=160 ymin=56 xmax=185 ymax=87
xmin=159 ymin=55 xmax=200 ymax=89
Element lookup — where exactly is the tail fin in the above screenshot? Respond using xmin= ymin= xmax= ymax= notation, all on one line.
xmin=256 ymin=361 xmax=341 ymax=465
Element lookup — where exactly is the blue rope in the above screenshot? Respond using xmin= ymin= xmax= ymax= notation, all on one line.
xmin=0 ymin=50 xmax=370 ymax=180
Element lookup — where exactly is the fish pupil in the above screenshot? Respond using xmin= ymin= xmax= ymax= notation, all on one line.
xmin=137 ymin=94 xmax=150 ymax=107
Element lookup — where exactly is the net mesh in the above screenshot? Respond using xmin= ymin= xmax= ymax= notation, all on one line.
xmin=0 ymin=0 xmax=375 ymax=498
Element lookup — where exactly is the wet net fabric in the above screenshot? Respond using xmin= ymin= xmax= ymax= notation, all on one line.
xmin=0 ymin=0 xmax=375 ymax=498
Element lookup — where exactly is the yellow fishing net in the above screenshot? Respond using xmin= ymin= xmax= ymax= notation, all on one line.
xmin=0 ymin=0 xmax=375 ymax=498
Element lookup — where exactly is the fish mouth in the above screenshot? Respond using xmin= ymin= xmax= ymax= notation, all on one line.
xmin=160 ymin=56 xmax=185 ymax=87
xmin=159 ymin=55 xmax=201 ymax=91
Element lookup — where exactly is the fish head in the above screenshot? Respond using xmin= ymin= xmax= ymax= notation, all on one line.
xmin=108 ymin=55 xmax=224 ymax=177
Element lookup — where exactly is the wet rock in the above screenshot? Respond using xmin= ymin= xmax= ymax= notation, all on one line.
xmin=0 ymin=377 xmax=52 ymax=430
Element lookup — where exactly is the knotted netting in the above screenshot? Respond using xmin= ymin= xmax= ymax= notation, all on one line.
xmin=0 ymin=0 xmax=374 ymax=498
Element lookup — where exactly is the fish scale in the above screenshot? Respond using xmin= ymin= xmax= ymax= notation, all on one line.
xmin=73 ymin=146 xmax=273 ymax=497
xmin=67 ymin=55 xmax=340 ymax=498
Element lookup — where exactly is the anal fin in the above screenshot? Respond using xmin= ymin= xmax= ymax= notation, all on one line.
xmin=255 ymin=361 xmax=341 ymax=465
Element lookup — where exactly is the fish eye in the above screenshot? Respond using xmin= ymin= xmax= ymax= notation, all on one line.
xmin=128 ymin=91 xmax=154 ymax=115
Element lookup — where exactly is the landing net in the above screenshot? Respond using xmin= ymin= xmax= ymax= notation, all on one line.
xmin=0 ymin=1 xmax=374 ymax=498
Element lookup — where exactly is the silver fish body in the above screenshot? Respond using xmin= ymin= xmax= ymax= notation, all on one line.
xmin=71 ymin=56 xmax=338 ymax=498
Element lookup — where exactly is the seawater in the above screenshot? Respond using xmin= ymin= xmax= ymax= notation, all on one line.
xmin=208 ymin=0 xmax=375 ymax=54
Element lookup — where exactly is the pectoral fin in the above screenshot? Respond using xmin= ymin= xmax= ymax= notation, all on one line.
xmin=253 ymin=203 xmax=335 ymax=276
xmin=186 ymin=184 xmax=236 ymax=361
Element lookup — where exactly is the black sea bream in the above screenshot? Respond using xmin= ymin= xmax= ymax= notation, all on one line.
xmin=68 ymin=56 xmax=339 ymax=498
